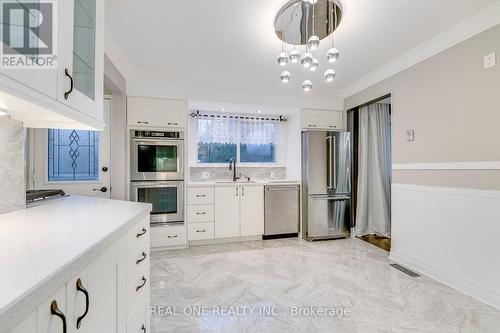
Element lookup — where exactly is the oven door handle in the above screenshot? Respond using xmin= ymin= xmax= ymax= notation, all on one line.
xmin=131 ymin=182 xmax=181 ymax=188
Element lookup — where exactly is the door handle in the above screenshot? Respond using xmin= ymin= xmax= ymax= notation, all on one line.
xmin=64 ymin=68 xmax=74 ymax=100
xmin=141 ymin=324 xmax=147 ymax=333
xmin=76 ymin=279 xmax=89 ymax=329
xmin=136 ymin=276 xmax=147 ymax=292
xmin=92 ymin=187 xmax=108 ymax=193
xmin=136 ymin=252 xmax=147 ymax=265
xmin=50 ymin=300 xmax=67 ymax=333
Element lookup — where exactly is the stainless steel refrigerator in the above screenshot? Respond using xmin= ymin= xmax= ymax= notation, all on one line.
xmin=301 ymin=131 xmax=352 ymax=241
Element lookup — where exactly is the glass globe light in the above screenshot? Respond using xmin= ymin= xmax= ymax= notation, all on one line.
xmin=324 ymin=69 xmax=336 ymax=82
xmin=301 ymin=52 xmax=314 ymax=68
xmin=302 ymin=80 xmax=313 ymax=92
xmin=289 ymin=49 xmax=301 ymax=63
xmin=307 ymin=35 xmax=320 ymax=50
xmin=280 ymin=71 xmax=291 ymax=83
xmin=309 ymin=58 xmax=319 ymax=72
xmin=277 ymin=52 xmax=289 ymax=66
xmin=327 ymin=48 xmax=340 ymax=63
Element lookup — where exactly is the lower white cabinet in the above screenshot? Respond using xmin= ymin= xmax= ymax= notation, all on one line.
xmin=188 ymin=222 xmax=215 ymax=241
xmin=214 ymin=186 xmax=241 ymax=238
xmin=150 ymin=224 xmax=186 ymax=248
xmin=8 ymin=217 xmax=150 ymax=333
xmin=240 ymin=186 xmax=265 ymax=237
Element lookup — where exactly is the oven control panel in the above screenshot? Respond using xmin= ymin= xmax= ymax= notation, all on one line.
xmin=132 ymin=130 xmax=183 ymax=139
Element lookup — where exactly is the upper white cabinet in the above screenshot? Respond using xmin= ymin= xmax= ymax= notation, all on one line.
xmin=301 ymin=109 xmax=344 ymax=130
xmin=127 ymin=96 xmax=187 ymax=128
xmin=0 ymin=0 xmax=104 ymax=130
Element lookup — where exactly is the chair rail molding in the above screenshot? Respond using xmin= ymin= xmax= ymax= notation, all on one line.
xmin=392 ymin=161 xmax=500 ymax=170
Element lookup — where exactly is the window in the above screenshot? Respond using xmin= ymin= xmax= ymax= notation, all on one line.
xmin=48 ymin=129 xmax=99 ymax=181
xmin=197 ymin=117 xmax=277 ymax=164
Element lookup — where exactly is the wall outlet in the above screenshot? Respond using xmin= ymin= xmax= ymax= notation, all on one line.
xmin=406 ymin=130 xmax=415 ymax=142
xmin=484 ymin=52 xmax=496 ymax=69
xmin=270 ymin=171 xmax=276 ymax=178
xmin=201 ymin=172 xmax=210 ymax=179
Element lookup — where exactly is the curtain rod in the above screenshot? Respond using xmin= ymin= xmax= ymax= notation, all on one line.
xmin=189 ymin=110 xmax=287 ymax=122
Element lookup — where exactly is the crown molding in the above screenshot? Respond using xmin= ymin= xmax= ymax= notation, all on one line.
xmin=104 ymin=26 xmax=134 ymax=80
xmin=342 ymin=2 xmax=500 ymax=99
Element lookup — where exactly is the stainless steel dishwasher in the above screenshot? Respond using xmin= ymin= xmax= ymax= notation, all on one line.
xmin=264 ymin=185 xmax=300 ymax=238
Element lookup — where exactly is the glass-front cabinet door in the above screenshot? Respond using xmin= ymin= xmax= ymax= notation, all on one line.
xmin=59 ymin=0 xmax=104 ymax=122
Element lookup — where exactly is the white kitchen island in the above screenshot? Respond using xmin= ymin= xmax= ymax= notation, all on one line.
xmin=0 ymin=196 xmax=152 ymax=333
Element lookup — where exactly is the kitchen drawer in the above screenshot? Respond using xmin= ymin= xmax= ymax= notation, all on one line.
xmin=127 ymin=268 xmax=149 ymax=318
xmin=188 ymin=222 xmax=215 ymax=241
xmin=187 ymin=204 xmax=214 ymax=222
xmin=127 ymin=217 xmax=150 ymax=258
xmin=127 ymin=282 xmax=147 ymax=332
xmin=150 ymin=224 xmax=186 ymax=248
xmin=127 ymin=249 xmax=150 ymax=288
xmin=188 ymin=187 xmax=214 ymax=205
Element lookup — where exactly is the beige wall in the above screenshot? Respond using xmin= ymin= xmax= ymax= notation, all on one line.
xmin=345 ymin=24 xmax=500 ymax=190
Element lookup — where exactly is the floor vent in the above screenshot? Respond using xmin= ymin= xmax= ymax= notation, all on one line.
xmin=390 ymin=264 xmax=420 ymax=277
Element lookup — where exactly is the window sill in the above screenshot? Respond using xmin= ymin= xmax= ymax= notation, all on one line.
xmin=190 ymin=163 xmax=286 ymax=168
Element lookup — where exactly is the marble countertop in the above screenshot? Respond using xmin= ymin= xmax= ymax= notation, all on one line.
xmin=0 ymin=196 xmax=151 ymax=332
xmin=188 ymin=180 xmax=301 ymax=187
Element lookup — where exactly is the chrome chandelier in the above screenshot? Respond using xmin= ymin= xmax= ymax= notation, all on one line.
xmin=274 ymin=0 xmax=342 ymax=91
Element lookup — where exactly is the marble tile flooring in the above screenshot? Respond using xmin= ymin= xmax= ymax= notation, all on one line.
xmin=150 ymin=238 xmax=500 ymax=333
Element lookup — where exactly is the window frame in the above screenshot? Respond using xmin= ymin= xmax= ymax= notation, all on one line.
xmin=189 ymin=116 xmax=286 ymax=167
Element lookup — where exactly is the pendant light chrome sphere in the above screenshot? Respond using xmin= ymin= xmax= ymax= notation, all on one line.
xmin=277 ymin=52 xmax=289 ymax=66
xmin=326 ymin=48 xmax=340 ymax=63
xmin=324 ymin=69 xmax=336 ymax=82
xmin=309 ymin=58 xmax=319 ymax=72
xmin=301 ymin=52 xmax=314 ymax=68
xmin=289 ymin=49 xmax=301 ymax=63
xmin=307 ymin=35 xmax=320 ymax=50
xmin=302 ymin=80 xmax=313 ymax=92
xmin=280 ymin=71 xmax=291 ymax=83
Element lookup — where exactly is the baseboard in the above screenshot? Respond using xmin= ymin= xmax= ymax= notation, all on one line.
xmin=389 ymin=251 xmax=500 ymax=310
xmin=188 ymin=235 xmax=262 ymax=247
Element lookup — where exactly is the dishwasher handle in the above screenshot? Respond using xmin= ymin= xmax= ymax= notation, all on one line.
xmin=265 ymin=186 xmax=299 ymax=191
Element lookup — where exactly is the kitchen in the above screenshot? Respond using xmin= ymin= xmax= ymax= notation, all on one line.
xmin=2 ymin=1 xmax=500 ymax=333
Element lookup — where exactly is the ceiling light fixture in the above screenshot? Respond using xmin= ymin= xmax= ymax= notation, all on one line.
xmin=277 ymin=52 xmax=289 ymax=66
xmin=289 ymin=49 xmax=301 ymax=63
xmin=280 ymin=71 xmax=291 ymax=83
xmin=324 ymin=69 xmax=336 ymax=82
xmin=302 ymin=80 xmax=312 ymax=92
xmin=310 ymin=58 xmax=319 ymax=72
xmin=301 ymin=52 xmax=313 ymax=68
xmin=307 ymin=2 xmax=320 ymax=50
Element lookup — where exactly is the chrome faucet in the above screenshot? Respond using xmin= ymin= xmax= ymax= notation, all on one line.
xmin=228 ymin=158 xmax=241 ymax=182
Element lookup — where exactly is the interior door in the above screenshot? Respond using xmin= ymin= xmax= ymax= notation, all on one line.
xmin=31 ymin=98 xmax=111 ymax=198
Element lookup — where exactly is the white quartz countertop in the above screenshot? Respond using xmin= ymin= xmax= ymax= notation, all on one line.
xmin=0 ymin=196 xmax=151 ymax=332
xmin=188 ymin=180 xmax=301 ymax=187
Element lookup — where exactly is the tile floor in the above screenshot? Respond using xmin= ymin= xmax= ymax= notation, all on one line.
xmin=150 ymin=238 xmax=500 ymax=333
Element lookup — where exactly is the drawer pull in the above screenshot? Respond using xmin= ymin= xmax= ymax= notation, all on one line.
xmin=167 ymin=122 xmax=178 ymax=126
xmin=167 ymin=234 xmax=178 ymax=238
xmin=51 ymin=300 xmax=67 ymax=333
xmin=76 ymin=279 xmax=89 ymax=329
xmin=196 ymin=212 xmax=207 ymax=215
xmin=136 ymin=227 xmax=147 ymax=238
xmin=137 ymin=121 xmax=149 ymax=124
xmin=136 ymin=252 xmax=147 ymax=265
xmin=136 ymin=276 xmax=147 ymax=292
xmin=195 ymin=194 xmax=206 ymax=198
xmin=196 ymin=229 xmax=207 ymax=233
xmin=141 ymin=324 xmax=147 ymax=333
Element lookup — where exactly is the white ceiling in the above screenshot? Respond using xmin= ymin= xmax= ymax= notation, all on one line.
xmin=105 ymin=0 xmax=500 ymax=96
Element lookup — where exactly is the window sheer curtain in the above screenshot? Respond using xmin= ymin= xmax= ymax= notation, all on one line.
xmin=356 ymin=103 xmax=392 ymax=237
xmin=197 ymin=117 xmax=277 ymax=145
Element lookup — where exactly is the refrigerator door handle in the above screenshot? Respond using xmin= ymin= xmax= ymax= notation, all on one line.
xmin=326 ymin=136 xmax=333 ymax=191
xmin=332 ymin=136 xmax=337 ymax=190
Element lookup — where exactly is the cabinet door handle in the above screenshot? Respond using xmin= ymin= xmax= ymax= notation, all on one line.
xmin=196 ymin=212 xmax=206 ymax=215
xmin=136 ymin=251 xmax=147 ymax=265
xmin=236 ymin=187 xmax=238 ymax=197
xmin=141 ymin=324 xmax=147 ymax=333
xmin=167 ymin=122 xmax=178 ymax=126
xmin=195 ymin=194 xmax=206 ymax=198
xmin=50 ymin=300 xmax=67 ymax=333
xmin=136 ymin=227 xmax=147 ymax=238
xmin=76 ymin=279 xmax=89 ymax=329
xmin=167 ymin=234 xmax=178 ymax=238
xmin=196 ymin=229 xmax=207 ymax=233
xmin=64 ymin=68 xmax=74 ymax=100
xmin=242 ymin=187 xmax=245 ymax=196
xmin=136 ymin=276 xmax=147 ymax=292
xmin=308 ymin=124 xmax=317 ymax=128
xmin=137 ymin=121 xmax=149 ymax=124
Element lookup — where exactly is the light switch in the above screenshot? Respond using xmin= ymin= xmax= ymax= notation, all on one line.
xmin=484 ymin=52 xmax=496 ymax=69
xmin=406 ymin=130 xmax=415 ymax=142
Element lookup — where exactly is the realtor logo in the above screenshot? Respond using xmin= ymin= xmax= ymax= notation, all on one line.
xmin=0 ymin=0 xmax=58 ymax=69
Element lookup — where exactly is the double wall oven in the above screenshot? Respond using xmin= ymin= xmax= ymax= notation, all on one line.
xmin=130 ymin=130 xmax=184 ymax=226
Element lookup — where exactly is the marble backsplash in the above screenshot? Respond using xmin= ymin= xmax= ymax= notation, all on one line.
xmin=0 ymin=117 xmax=25 ymax=214
xmin=190 ymin=167 xmax=286 ymax=181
